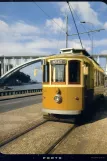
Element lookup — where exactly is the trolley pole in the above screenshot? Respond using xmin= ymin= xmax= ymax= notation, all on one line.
xmin=66 ymin=15 xmax=68 ymax=48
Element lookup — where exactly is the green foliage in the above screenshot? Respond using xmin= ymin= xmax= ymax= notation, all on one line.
xmin=4 ymin=70 xmax=31 ymax=86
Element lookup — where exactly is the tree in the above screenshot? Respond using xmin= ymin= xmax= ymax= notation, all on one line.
xmin=3 ymin=70 xmax=31 ymax=86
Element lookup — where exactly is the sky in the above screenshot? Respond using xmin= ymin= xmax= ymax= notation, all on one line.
xmin=0 ymin=1 xmax=107 ymax=79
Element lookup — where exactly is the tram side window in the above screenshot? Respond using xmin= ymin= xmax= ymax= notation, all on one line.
xmin=98 ymin=72 xmax=100 ymax=86
xmin=99 ymin=72 xmax=101 ymax=86
xmin=96 ymin=71 xmax=98 ymax=86
xmin=100 ymin=72 xmax=103 ymax=86
xmin=98 ymin=71 xmax=99 ymax=86
xmin=101 ymin=73 xmax=104 ymax=85
xmin=95 ymin=70 xmax=97 ymax=86
xmin=97 ymin=70 xmax=98 ymax=86
xmin=102 ymin=74 xmax=103 ymax=85
xmin=101 ymin=73 xmax=103 ymax=85
xmin=100 ymin=73 xmax=102 ymax=86
xmin=103 ymin=74 xmax=104 ymax=85
xmin=68 ymin=60 xmax=80 ymax=84
xmin=94 ymin=70 xmax=96 ymax=87
xmin=43 ymin=63 xmax=49 ymax=83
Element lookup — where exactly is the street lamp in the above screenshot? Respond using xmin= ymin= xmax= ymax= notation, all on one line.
xmin=80 ymin=21 xmax=95 ymax=55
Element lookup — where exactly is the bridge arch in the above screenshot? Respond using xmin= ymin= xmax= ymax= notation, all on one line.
xmin=0 ymin=57 xmax=46 ymax=86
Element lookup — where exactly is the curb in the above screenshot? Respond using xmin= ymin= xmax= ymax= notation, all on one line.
xmin=0 ymin=93 xmax=42 ymax=101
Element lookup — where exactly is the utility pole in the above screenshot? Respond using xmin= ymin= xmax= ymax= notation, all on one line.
xmin=66 ymin=15 xmax=68 ymax=48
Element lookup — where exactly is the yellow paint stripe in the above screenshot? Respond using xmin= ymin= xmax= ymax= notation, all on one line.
xmin=43 ymin=85 xmax=83 ymax=87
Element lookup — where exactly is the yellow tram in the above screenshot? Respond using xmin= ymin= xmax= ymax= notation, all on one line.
xmin=42 ymin=48 xmax=105 ymax=120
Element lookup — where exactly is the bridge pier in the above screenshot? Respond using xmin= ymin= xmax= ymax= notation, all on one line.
xmin=16 ymin=59 xmax=20 ymax=66
xmin=1 ymin=60 xmax=4 ymax=76
xmin=20 ymin=57 xmax=24 ymax=64
xmin=3 ymin=57 xmax=6 ymax=74
xmin=8 ymin=59 xmax=11 ymax=71
xmin=97 ymin=56 xmax=100 ymax=64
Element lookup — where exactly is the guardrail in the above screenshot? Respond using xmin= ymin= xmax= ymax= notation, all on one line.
xmin=0 ymin=88 xmax=42 ymax=96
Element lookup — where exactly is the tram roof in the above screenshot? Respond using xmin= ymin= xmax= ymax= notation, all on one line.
xmin=60 ymin=48 xmax=100 ymax=66
xmin=45 ymin=48 xmax=104 ymax=73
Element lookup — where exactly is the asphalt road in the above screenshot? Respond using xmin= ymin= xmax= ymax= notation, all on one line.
xmin=0 ymin=95 xmax=42 ymax=113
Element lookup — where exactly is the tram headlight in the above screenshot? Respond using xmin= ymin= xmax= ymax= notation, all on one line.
xmin=54 ymin=94 xmax=62 ymax=103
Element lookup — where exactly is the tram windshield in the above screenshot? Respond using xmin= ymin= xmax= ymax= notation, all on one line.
xmin=51 ymin=64 xmax=65 ymax=83
xmin=68 ymin=60 xmax=80 ymax=84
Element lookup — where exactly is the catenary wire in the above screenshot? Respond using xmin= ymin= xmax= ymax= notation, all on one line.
xmin=33 ymin=2 xmax=66 ymax=34
xmin=69 ymin=4 xmax=92 ymax=42
xmin=67 ymin=1 xmax=84 ymax=49
xmin=69 ymin=4 xmax=93 ymax=53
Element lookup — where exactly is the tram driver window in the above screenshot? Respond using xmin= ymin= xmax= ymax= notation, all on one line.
xmin=43 ymin=63 xmax=49 ymax=83
xmin=68 ymin=60 xmax=80 ymax=84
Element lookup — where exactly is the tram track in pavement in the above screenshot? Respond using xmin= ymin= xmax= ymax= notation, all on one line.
xmin=44 ymin=124 xmax=77 ymax=154
xmin=0 ymin=119 xmax=48 ymax=148
xmin=1 ymin=103 xmax=98 ymax=154
xmin=0 ymin=119 xmax=77 ymax=154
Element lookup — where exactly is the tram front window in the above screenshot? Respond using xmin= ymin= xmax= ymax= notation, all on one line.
xmin=51 ymin=64 xmax=65 ymax=83
xmin=68 ymin=60 xmax=80 ymax=84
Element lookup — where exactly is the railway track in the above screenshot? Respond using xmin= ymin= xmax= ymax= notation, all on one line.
xmin=0 ymin=119 xmax=77 ymax=154
xmin=0 ymin=119 xmax=48 ymax=148
xmin=44 ymin=124 xmax=77 ymax=154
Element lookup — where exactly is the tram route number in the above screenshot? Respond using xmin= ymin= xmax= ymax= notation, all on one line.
xmin=51 ymin=59 xmax=66 ymax=64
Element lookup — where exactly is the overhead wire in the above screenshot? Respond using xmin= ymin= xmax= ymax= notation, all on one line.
xmin=69 ymin=3 xmax=103 ymax=55
xmin=69 ymin=3 xmax=93 ymax=53
xmin=67 ymin=1 xmax=84 ymax=49
xmin=69 ymin=4 xmax=92 ymax=42
xmin=33 ymin=2 xmax=93 ymax=51
xmin=33 ymin=2 xmax=66 ymax=34
xmin=33 ymin=2 xmax=70 ymax=54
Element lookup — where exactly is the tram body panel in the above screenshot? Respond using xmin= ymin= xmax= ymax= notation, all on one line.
xmin=43 ymin=86 xmax=84 ymax=113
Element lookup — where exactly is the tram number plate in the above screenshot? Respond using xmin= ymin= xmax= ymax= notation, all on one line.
xmin=51 ymin=59 xmax=66 ymax=64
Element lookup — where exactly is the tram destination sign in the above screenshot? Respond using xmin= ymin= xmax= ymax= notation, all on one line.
xmin=51 ymin=59 xmax=66 ymax=64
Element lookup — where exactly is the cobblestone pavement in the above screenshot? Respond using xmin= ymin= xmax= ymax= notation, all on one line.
xmin=0 ymin=122 xmax=73 ymax=154
xmin=52 ymin=95 xmax=107 ymax=154
xmin=0 ymin=103 xmax=43 ymax=145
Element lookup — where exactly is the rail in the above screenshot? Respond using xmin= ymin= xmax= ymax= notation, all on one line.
xmin=0 ymin=88 xmax=42 ymax=96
